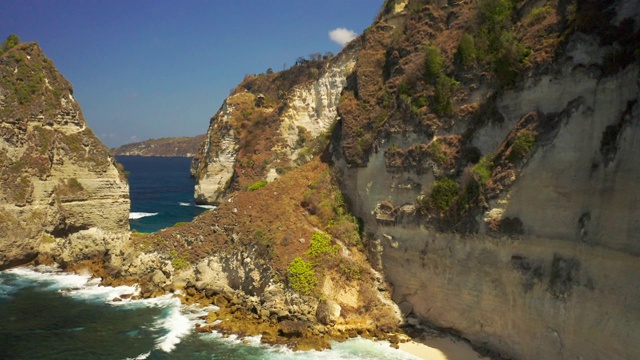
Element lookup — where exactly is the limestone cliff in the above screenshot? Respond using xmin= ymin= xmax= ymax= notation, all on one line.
xmin=191 ymin=45 xmax=359 ymax=204
xmin=112 ymin=135 xmax=205 ymax=157
xmin=191 ymin=0 xmax=640 ymax=358
xmin=330 ymin=1 xmax=640 ymax=359
xmin=0 ymin=42 xmax=130 ymax=270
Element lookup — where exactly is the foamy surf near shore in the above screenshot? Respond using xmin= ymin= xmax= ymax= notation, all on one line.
xmin=179 ymin=201 xmax=217 ymax=210
xmin=1 ymin=266 xmax=484 ymax=359
xmin=129 ymin=212 xmax=159 ymax=220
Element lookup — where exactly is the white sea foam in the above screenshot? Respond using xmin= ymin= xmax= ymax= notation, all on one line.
xmin=4 ymin=266 xmax=193 ymax=354
xmin=196 ymin=205 xmax=216 ymax=210
xmin=198 ymin=332 xmax=422 ymax=359
xmin=178 ymin=202 xmax=191 ymax=206
xmin=124 ymin=351 xmax=150 ymax=360
xmin=8 ymin=265 xmax=91 ymax=290
xmin=129 ymin=212 xmax=159 ymax=219
xmin=153 ymin=297 xmax=192 ymax=352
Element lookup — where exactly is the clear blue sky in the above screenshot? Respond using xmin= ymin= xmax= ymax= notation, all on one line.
xmin=0 ymin=0 xmax=381 ymax=147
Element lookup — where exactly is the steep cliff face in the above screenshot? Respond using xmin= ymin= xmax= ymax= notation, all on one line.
xmin=191 ymin=45 xmax=359 ymax=204
xmin=330 ymin=0 xmax=640 ymax=359
xmin=0 ymin=42 xmax=130 ymax=270
xmin=188 ymin=0 xmax=638 ymax=357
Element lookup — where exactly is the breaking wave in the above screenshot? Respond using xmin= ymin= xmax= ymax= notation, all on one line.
xmin=3 ymin=266 xmax=194 ymax=356
xmin=129 ymin=212 xmax=159 ymax=219
xmin=196 ymin=204 xmax=216 ymax=210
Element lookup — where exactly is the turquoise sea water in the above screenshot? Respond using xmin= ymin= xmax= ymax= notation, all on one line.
xmin=0 ymin=157 xmax=421 ymax=359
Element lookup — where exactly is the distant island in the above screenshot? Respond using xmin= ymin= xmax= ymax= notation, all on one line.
xmin=112 ymin=135 xmax=205 ymax=157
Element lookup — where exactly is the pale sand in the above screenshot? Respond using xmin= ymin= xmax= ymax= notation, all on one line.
xmin=399 ymin=337 xmax=489 ymax=360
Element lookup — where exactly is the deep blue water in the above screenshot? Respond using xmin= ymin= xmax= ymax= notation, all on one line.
xmin=0 ymin=157 xmax=421 ymax=359
xmin=116 ymin=156 xmax=212 ymax=233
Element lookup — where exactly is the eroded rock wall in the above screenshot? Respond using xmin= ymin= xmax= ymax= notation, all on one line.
xmin=0 ymin=43 xmax=130 ymax=269
xmin=192 ymin=46 xmax=359 ymax=204
xmin=335 ymin=29 xmax=640 ymax=360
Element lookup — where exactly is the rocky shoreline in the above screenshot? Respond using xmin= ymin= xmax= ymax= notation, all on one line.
xmin=46 ymin=251 xmax=407 ymax=352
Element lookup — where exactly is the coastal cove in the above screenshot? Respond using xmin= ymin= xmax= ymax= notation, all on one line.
xmin=117 ymin=156 xmax=213 ymax=233
xmin=0 ymin=156 xmax=486 ymax=359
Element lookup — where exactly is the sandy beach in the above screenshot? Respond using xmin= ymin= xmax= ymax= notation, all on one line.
xmin=399 ymin=336 xmax=490 ymax=360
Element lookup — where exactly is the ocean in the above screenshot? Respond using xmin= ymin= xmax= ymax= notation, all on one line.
xmin=0 ymin=156 xmax=421 ymax=359
xmin=117 ymin=156 xmax=214 ymax=233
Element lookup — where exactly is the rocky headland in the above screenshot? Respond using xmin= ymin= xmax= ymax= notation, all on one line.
xmin=0 ymin=41 xmax=130 ymax=270
xmin=112 ymin=135 xmax=205 ymax=157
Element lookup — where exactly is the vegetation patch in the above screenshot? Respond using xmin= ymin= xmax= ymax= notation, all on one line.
xmin=426 ymin=178 xmax=461 ymax=213
xmin=56 ymin=178 xmax=84 ymax=198
xmin=473 ymin=155 xmax=494 ymax=183
xmin=247 ymin=180 xmax=268 ymax=191
xmin=305 ymin=231 xmax=339 ymax=258
xmin=287 ymin=257 xmax=317 ymax=295
xmin=507 ymin=131 xmax=536 ymax=162
xmin=170 ymin=250 xmax=190 ymax=270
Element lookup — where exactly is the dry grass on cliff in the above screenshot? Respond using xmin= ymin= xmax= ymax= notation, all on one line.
xmin=135 ymin=158 xmax=358 ymax=275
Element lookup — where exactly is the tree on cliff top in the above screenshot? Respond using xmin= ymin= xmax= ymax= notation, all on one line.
xmin=0 ymin=34 xmax=20 ymax=55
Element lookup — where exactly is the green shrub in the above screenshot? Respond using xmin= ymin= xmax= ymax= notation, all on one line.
xmin=433 ymin=75 xmax=458 ymax=116
xmin=306 ymin=231 xmax=339 ymax=257
xmin=424 ymin=44 xmax=445 ymax=83
xmin=427 ymin=139 xmax=447 ymax=164
xmin=170 ymin=250 xmax=190 ymax=270
xmin=472 ymin=0 xmax=529 ymax=86
xmin=456 ymin=33 xmax=476 ymax=66
xmin=339 ymin=261 xmax=361 ymax=281
xmin=296 ymin=126 xmax=311 ymax=148
xmin=1 ymin=34 xmax=20 ymax=53
xmin=173 ymin=222 xmax=189 ymax=227
xmin=525 ymin=4 xmax=553 ymax=25
xmin=247 ymin=179 xmax=268 ymax=191
xmin=507 ymin=131 xmax=536 ymax=162
xmin=66 ymin=178 xmax=84 ymax=192
xmin=473 ymin=155 xmax=494 ymax=183
xmin=429 ymin=178 xmax=460 ymax=212
xmin=493 ymin=32 xmax=531 ymax=86
xmin=287 ymin=257 xmax=317 ymax=294
xmin=172 ymin=257 xmax=190 ymax=270
xmin=398 ymin=82 xmax=412 ymax=97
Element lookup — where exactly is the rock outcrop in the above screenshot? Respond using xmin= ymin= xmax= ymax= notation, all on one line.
xmin=190 ymin=0 xmax=640 ymax=358
xmin=0 ymin=42 xmax=130 ymax=270
xmin=119 ymin=159 xmax=403 ymax=349
xmin=112 ymin=135 xmax=205 ymax=157
xmin=330 ymin=1 xmax=640 ymax=359
xmin=191 ymin=45 xmax=359 ymax=204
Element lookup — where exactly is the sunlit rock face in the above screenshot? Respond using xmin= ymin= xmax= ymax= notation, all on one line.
xmin=0 ymin=42 xmax=130 ymax=269
xmin=191 ymin=45 xmax=358 ymax=205
xmin=331 ymin=1 xmax=640 ymax=359
xmin=190 ymin=0 xmax=640 ymax=357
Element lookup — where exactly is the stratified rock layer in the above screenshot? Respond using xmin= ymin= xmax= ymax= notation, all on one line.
xmin=191 ymin=45 xmax=358 ymax=204
xmin=191 ymin=0 xmax=640 ymax=358
xmin=0 ymin=42 xmax=130 ymax=269
xmin=332 ymin=1 xmax=640 ymax=359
